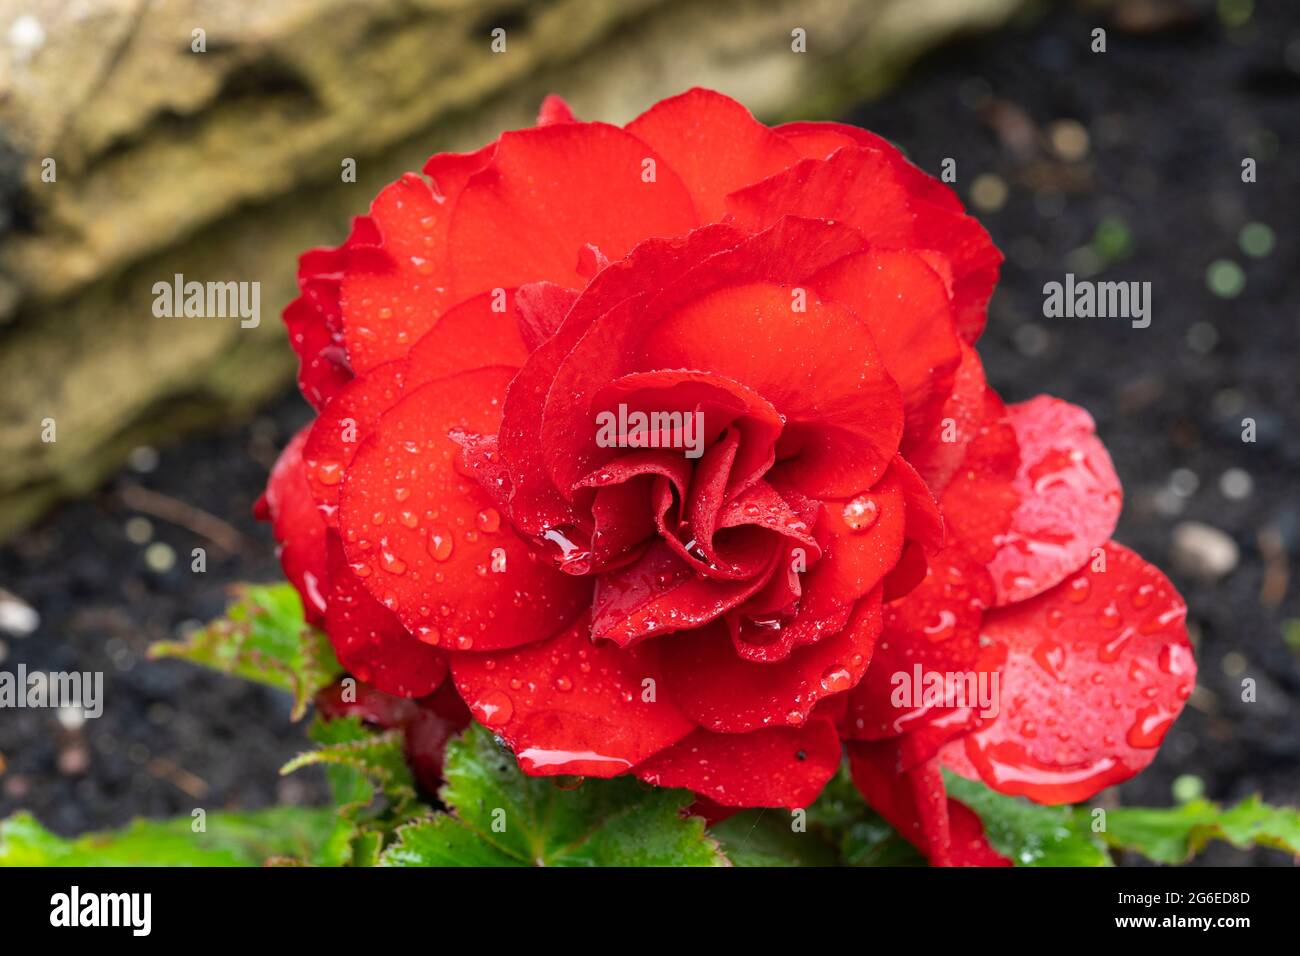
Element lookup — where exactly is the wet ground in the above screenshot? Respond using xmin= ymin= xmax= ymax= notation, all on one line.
xmin=1 ymin=1 xmax=1297 ymax=863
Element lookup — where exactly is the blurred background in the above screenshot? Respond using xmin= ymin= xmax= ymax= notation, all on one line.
xmin=0 ymin=0 xmax=1296 ymax=864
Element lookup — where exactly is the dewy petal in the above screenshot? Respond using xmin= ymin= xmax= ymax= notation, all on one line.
xmin=848 ymin=741 xmax=1010 ymax=866
xmin=402 ymin=289 xmax=530 ymax=388
xmin=727 ymin=462 xmax=911 ymax=666
xmin=303 ymin=361 xmax=406 ymax=529
xmin=727 ymin=147 xmax=1000 ymax=343
xmin=901 ymin=339 xmax=1005 ymax=495
xmin=546 ymin=217 xmax=903 ymax=501
xmin=446 ymin=122 xmax=698 ymax=300
xmin=339 ymin=173 xmax=458 ymax=374
xmin=325 ymin=534 xmax=448 ymax=698
xmin=591 ymin=539 xmax=780 ymax=647
xmin=286 ymin=215 xmax=379 ymax=408
xmin=625 ymin=87 xmax=800 ymax=221
xmin=498 ymin=225 xmax=744 ymax=537
xmin=450 ymin=612 xmax=695 ymax=777
xmin=514 ymin=281 xmax=578 ymax=352
xmin=536 ymin=93 xmax=577 ymax=126
xmin=338 ymin=367 xmax=590 ymax=651
xmin=960 ymin=541 xmax=1194 ymax=805
xmin=635 ymin=719 xmax=840 ymax=809
xmin=658 ymin=587 xmax=883 ymax=734
xmin=983 ymin=396 xmax=1122 ymax=606
xmin=258 ymin=425 xmax=330 ymax=624
xmin=774 ymin=121 xmax=964 ymax=212
xmin=842 ymin=550 xmax=1001 ymax=742
xmin=808 ymin=248 xmax=962 ymax=442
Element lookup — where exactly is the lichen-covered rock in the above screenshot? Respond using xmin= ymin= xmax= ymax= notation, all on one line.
xmin=0 ymin=0 xmax=1024 ymax=538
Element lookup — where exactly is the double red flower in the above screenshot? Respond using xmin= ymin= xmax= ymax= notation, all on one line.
xmin=259 ymin=89 xmax=1195 ymax=865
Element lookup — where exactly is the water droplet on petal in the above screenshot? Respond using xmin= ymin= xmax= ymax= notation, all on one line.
xmin=475 ymin=690 xmax=513 ymax=727
xmin=841 ymin=495 xmax=879 ymax=532
xmin=1066 ymin=576 xmax=1091 ymax=604
xmin=476 ymin=508 xmax=501 ymax=533
xmin=1127 ymin=702 xmax=1175 ymax=748
xmin=428 ymin=525 xmax=454 ymax=561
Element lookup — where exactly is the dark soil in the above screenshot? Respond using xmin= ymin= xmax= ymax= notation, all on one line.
xmin=2 ymin=1 xmax=1297 ymax=864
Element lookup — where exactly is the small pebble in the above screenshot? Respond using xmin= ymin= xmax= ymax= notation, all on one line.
xmin=144 ymin=541 xmax=176 ymax=573
xmin=1219 ymin=467 xmax=1253 ymax=500
xmin=57 ymin=705 xmax=86 ymax=732
xmin=124 ymin=516 xmax=153 ymax=544
xmin=1221 ymin=650 xmax=1248 ymax=677
xmin=127 ymin=446 xmax=160 ymax=473
xmin=1171 ymin=521 xmax=1240 ymax=583
xmin=58 ymin=745 xmax=90 ymax=776
xmin=1047 ymin=119 xmax=1090 ymax=161
xmin=0 ymin=591 xmax=39 ymax=637
xmin=1169 ymin=468 xmax=1199 ymax=497
xmin=970 ymin=173 xmax=1008 ymax=212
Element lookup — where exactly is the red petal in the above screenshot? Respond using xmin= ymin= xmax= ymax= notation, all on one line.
xmin=447 ymin=123 xmax=698 ymax=300
xmin=403 ymin=289 xmax=529 ymax=388
xmin=285 ymin=216 xmax=379 ymax=408
xmin=727 ymin=462 xmax=910 ymax=665
xmin=727 ymin=147 xmax=917 ymax=246
xmin=984 ymin=396 xmax=1122 ymax=606
xmin=340 ymin=173 xmax=457 ymax=374
xmin=625 ymin=87 xmax=799 ymax=221
xmin=635 ymin=719 xmax=840 ymax=808
xmin=775 ymin=121 xmax=963 ymax=212
xmin=302 ymin=361 xmax=406 ymax=529
xmin=450 ymin=613 xmax=695 ymax=777
xmin=338 ymin=367 xmax=590 ymax=651
xmin=591 ymin=539 xmax=779 ymax=647
xmin=658 ymin=587 xmax=882 ymax=733
xmin=843 ymin=550 xmax=1000 ymax=742
xmin=947 ymin=798 xmax=1013 ymax=867
xmin=498 ymin=225 xmax=743 ymax=537
xmin=961 ymin=541 xmax=1194 ymax=804
xmin=847 ymin=741 xmax=1010 ymax=866
xmin=808 ymin=249 xmax=962 ymax=441
xmin=569 ymin=369 xmax=783 ymax=517
xmin=514 ymin=281 xmax=578 ymax=352
xmin=545 ymin=218 xmax=901 ymax=500
xmin=727 ymin=147 xmax=1000 ymax=342
xmin=638 ymin=280 xmax=902 ymax=498
xmin=261 ymin=425 xmax=329 ymax=624
xmin=325 ymin=534 xmax=448 ymax=698
xmin=536 ymin=94 xmax=577 ymax=126
xmin=404 ymin=681 xmax=473 ymax=793
xmin=901 ymin=339 xmax=1005 ymax=495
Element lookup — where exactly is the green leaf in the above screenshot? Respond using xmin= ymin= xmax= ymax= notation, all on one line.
xmin=379 ymin=725 xmax=726 ymax=866
xmin=0 ymin=807 xmax=337 ymax=866
xmin=944 ymin=772 xmax=1112 ymax=867
xmin=282 ymin=717 xmax=417 ymax=820
xmin=149 ymin=583 xmax=341 ymax=719
xmin=282 ymin=715 xmax=420 ymax=865
xmin=804 ymin=767 xmax=925 ymax=866
xmin=1099 ymin=796 xmax=1300 ymax=863
xmin=840 ymin=815 xmax=927 ymax=867
xmin=710 ymin=809 xmax=840 ymax=866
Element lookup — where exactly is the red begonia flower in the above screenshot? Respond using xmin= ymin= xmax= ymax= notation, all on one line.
xmin=260 ymin=89 xmax=1195 ymax=863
